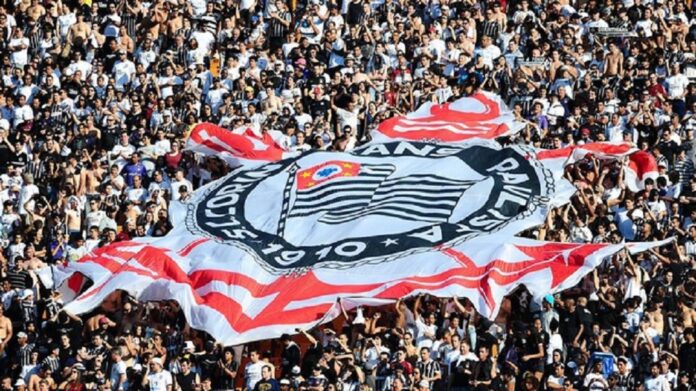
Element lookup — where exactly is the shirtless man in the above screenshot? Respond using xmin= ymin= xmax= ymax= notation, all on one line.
xmin=678 ymin=298 xmax=696 ymax=328
xmin=490 ymin=2 xmax=506 ymax=31
xmin=65 ymin=199 xmax=82 ymax=236
xmin=28 ymin=365 xmax=56 ymax=391
xmin=0 ymin=306 xmax=12 ymax=354
xmin=67 ymin=13 xmax=91 ymax=46
xmin=26 ymin=0 xmax=46 ymax=23
xmin=119 ymin=26 xmax=134 ymax=53
xmin=604 ymin=42 xmax=624 ymax=77
xmin=166 ymin=8 xmax=183 ymax=39
xmin=646 ymin=302 xmax=665 ymax=336
xmin=142 ymin=0 xmax=167 ymax=40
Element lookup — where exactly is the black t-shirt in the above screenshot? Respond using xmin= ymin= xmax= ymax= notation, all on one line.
xmin=198 ymin=352 xmax=218 ymax=379
xmin=525 ymin=331 xmax=548 ymax=359
xmin=309 ymin=99 xmax=330 ymax=119
xmin=281 ymin=343 xmax=301 ymax=374
xmin=9 ymin=152 xmax=28 ymax=169
xmin=559 ymin=308 xmax=581 ymax=343
xmin=176 ymin=371 xmax=198 ymax=391
xmin=577 ymin=305 xmax=593 ymax=337
xmin=254 ymin=379 xmax=279 ymax=391
xmin=0 ymin=142 xmax=11 ymax=170
xmin=451 ymin=359 xmax=474 ymax=387
xmin=301 ymin=342 xmax=323 ymax=377
xmin=679 ymin=341 xmax=696 ymax=375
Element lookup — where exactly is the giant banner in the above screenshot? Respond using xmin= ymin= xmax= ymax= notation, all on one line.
xmin=53 ymin=140 xmax=667 ymax=344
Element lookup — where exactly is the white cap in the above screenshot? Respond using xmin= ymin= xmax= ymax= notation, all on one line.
xmin=0 ymin=119 xmax=9 ymax=131
xmin=20 ymin=289 xmax=33 ymax=299
xmin=151 ymin=357 xmax=163 ymax=366
xmin=14 ymin=379 xmax=26 ymax=387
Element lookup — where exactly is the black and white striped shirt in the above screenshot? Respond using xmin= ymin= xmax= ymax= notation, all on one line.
xmin=42 ymin=355 xmax=61 ymax=373
xmin=480 ymin=20 xmax=500 ymax=41
xmin=270 ymin=11 xmax=291 ymax=38
xmin=16 ymin=343 xmax=35 ymax=367
xmin=416 ymin=359 xmax=441 ymax=382
xmin=674 ymin=158 xmax=694 ymax=190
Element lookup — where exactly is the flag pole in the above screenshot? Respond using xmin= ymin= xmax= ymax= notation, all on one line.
xmin=276 ymin=163 xmax=299 ymax=237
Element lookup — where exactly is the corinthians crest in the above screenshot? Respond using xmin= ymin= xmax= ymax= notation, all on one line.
xmin=186 ymin=141 xmax=555 ymax=274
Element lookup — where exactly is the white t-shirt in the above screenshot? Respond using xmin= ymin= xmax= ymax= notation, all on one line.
xmin=110 ymin=359 xmax=128 ymax=390
xmin=364 ymin=345 xmax=390 ymax=368
xmin=244 ymin=361 xmax=265 ymax=390
xmin=334 ymin=107 xmax=359 ymax=132
xmin=157 ymin=76 xmax=183 ymax=99
xmin=147 ymin=370 xmax=173 ymax=391
xmin=191 ymin=30 xmax=215 ymax=52
xmin=189 ymin=0 xmax=207 ymax=16
xmin=415 ymin=317 xmax=437 ymax=349
xmin=666 ymin=74 xmax=690 ymax=100
xmin=643 ymin=376 xmax=669 ymax=391
xmin=10 ymin=37 xmax=29 ymax=67
xmin=18 ymin=184 xmax=39 ymax=215
xmin=113 ymin=60 xmax=136 ymax=90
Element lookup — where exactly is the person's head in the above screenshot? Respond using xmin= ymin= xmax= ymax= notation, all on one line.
xmin=419 ymin=347 xmax=430 ymax=361
xmin=223 ymin=347 xmax=234 ymax=362
xmin=261 ymin=365 xmax=273 ymax=380
xmin=648 ymin=362 xmax=660 ymax=377
xmin=150 ymin=357 xmax=163 ymax=372
xmin=250 ymin=349 xmax=260 ymax=363
xmin=110 ymin=348 xmax=122 ymax=362
xmin=459 ymin=338 xmax=471 ymax=354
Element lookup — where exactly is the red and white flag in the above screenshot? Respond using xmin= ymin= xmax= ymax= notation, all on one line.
xmin=536 ymin=142 xmax=658 ymax=192
xmin=625 ymin=151 xmax=659 ymax=191
xmin=371 ymin=91 xmax=525 ymax=143
xmin=186 ymin=122 xmax=297 ymax=167
xmin=58 ymin=233 xmax=668 ymax=345
xmin=56 ymin=139 xmax=668 ymax=345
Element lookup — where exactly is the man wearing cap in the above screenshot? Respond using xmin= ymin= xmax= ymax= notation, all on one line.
xmin=14 ymin=331 xmax=33 ymax=368
xmin=112 ymin=50 xmax=136 ymax=92
xmin=13 ymin=379 xmax=26 ymax=391
xmin=143 ymin=356 xmax=173 ymax=391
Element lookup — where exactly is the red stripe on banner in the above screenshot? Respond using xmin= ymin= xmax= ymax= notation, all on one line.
xmin=429 ymin=92 xmax=502 ymax=122
xmin=188 ymin=123 xmax=284 ymax=162
xmin=627 ymin=150 xmax=658 ymax=180
xmin=375 ymin=93 xmax=513 ymax=142
xmin=79 ymin=255 xmax=125 ymax=273
xmin=66 ymin=274 xmax=85 ymax=294
xmin=535 ymin=147 xmax=573 ymax=160
xmin=177 ymin=238 xmax=210 ymax=257
xmin=72 ymin=237 xmax=655 ymax=339
xmin=536 ymin=142 xmax=635 ymax=161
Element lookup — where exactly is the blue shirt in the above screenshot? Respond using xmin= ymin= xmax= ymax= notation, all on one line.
xmin=121 ymin=162 xmax=147 ymax=187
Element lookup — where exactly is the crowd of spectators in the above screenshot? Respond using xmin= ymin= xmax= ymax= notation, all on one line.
xmin=0 ymin=0 xmax=695 ymax=389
